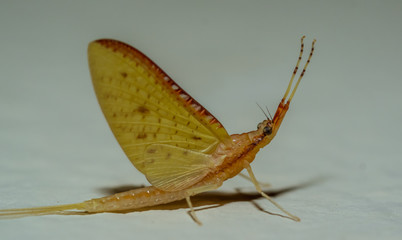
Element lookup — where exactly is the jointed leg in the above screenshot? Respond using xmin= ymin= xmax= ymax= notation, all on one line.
xmin=185 ymin=183 xmax=221 ymax=226
xmin=239 ymin=172 xmax=271 ymax=188
xmin=185 ymin=197 xmax=202 ymax=225
xmin=244 ymin=163 xmax=300 ymax=221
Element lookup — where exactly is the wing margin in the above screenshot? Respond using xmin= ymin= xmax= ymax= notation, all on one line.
xmin=89 ymin=39 xmax=229 ymax=142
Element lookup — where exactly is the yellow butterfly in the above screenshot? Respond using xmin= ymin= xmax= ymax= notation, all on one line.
xmin=0 ymin=36 xmax=316 ymax=225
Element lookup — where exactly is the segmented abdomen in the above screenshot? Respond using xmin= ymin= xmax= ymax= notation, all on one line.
xmin=84 ymin=186 xmax=188 ymax=212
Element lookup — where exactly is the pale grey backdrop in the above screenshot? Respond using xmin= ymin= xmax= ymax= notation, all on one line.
xmin=1 ymin=1 xmax=401 ymax=240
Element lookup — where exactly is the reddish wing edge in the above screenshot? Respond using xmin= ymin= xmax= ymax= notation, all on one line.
xmin=94 ymin=39 xmax=227 ymax=136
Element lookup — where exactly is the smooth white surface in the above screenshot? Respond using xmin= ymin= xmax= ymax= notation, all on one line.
xmin=1 ymin=1 xmax=401 ymax=239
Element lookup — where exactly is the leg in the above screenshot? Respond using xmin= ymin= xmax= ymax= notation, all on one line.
xmin=239 ymin=172 xmax=271 ymax=188
xmin=244 ymin=163 xmax=300 ymax=222
xmin=185 ymin=196 xmax=202 ymax=226
xmin=185 ymin=183 xmax=221 ymax=225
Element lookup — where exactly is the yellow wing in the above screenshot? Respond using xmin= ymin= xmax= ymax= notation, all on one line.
xmin=88 ymin=39 xmax=230 ymax=191
xmin=143 ymin=144 xmax=218 ymax=191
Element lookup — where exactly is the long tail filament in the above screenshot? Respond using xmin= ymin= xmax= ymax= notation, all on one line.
xmin=0 ymin=203 xmax=86 ymax=219
xmin=283 ymin=36 xmax=316 ymax=103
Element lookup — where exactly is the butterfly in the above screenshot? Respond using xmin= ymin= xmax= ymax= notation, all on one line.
xmin=0 ymin=36 xmax=316 ymax=225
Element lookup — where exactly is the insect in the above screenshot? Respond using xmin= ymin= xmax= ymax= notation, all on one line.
xmin=0 ymin=36 xmax=316 ymax=225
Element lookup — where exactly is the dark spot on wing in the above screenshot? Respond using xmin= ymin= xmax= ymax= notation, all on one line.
xmin=137 ymin=133 xmax=147 ymax=139
xmin=120 ymin=72 xmax=128 ymax=78
xmin=137 ymin=106 xmax=149 ymax=114
xmin=192 ymin=136 xmax=202 ymax=140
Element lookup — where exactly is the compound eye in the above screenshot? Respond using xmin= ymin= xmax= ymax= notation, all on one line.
xmin=263 ymin=126 xmax=272 ymax=135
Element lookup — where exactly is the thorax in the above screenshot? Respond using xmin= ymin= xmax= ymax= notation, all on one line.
xmin=208 ymin=130 xmax=263 ymax=181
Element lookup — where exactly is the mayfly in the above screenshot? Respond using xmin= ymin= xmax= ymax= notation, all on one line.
xmin=0 ymin=36 xmax=316 ymax=224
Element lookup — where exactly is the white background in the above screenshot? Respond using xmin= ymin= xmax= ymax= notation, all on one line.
xmin=1 ymin=1 xmax=401 ymax=239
